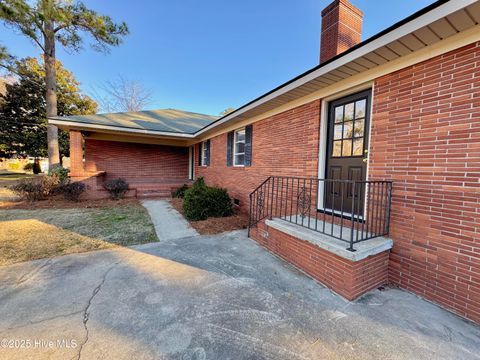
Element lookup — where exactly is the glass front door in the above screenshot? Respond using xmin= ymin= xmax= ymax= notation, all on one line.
xmin=324 ymin=89 xmax=371 ymax=216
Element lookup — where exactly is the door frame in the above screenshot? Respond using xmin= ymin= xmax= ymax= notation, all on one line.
xmin=317 ymin=83 xmax=374 ymax=216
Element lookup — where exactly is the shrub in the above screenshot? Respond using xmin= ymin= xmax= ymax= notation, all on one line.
xmin=9 ymin=180 xmax=43 ymax=201
xmin=61 ymin=181 xmax=86 ymax=201
xmin=183 ymin=178 xmax=210 ymax=220
xmin=183 ymin=177 xmax=233 ymax=221
xmin=103 ymin=178 xmax=129 ymax=200
xmin=49 ymin=165 xmax=69 ymax=182
xmin=9 ymin=176 xmax=60 ymax=201
xmin=172 ymin=184 xmax=189 ymax=198
xmin=32 ymin=161 xmax=42 ymax=174
xmin=41 ymin=175 xmax=61 ymax=194
xmin=205 ymin=187 xmax=234 ymax=217
xmin=23 ymin=162 xmax=34 ymax=172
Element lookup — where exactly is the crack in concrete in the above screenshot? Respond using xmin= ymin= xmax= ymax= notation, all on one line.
xmin=75 ymin=262 xmax=119 ymax=360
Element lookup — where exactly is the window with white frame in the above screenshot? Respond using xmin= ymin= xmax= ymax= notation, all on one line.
xmin=233 ymin=128 xmax=246 ymax=166
xmin=201 ymin=141 xmax=208 ymax=166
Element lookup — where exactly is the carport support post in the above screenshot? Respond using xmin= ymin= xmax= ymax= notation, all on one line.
xmin=69 ymin=130 xmax=85 ymax=175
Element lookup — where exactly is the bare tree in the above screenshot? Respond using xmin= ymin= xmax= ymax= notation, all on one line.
xmin=92 ymin=76 xmax=153 ymax=113
xmin=220 ymin=107 xmax=235 ymax=116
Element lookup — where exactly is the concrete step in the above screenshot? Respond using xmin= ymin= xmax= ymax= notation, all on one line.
xmin=130 ymin=180 xmax=190 ymax=188
xmin=128 ymin=180 xmax=189 ymax=199
xmin=136 ymin=189 xmax=173 ymax=199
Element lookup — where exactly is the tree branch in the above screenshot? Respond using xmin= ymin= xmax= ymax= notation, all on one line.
xmin=0 ymin=62 xmax=44 ymax=87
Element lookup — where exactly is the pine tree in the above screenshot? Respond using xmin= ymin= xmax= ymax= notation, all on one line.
xmin=0 ymin=1 xmax=128 ymax=169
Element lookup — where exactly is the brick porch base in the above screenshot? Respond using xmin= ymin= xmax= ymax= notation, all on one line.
xmin=70 ymin=171 xmax=189 ymax=200
xmin=250 ymin=220 xmax=391 ymax=300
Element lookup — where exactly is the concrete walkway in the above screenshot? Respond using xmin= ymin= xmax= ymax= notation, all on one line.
xmin=141 ymin=199 xmax=198 ymax=240
xmin=0 ymin=230 xmax=479 ymax=360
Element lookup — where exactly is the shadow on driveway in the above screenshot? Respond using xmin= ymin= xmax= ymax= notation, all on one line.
xmin=0 ymin=230 xmax=479 ymax=360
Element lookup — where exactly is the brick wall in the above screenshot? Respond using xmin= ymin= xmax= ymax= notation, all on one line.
xmin=84 ymin=139 xmax=189 ymax=182
xmin=370 ymin=41 xmax=480 ymax=323
xmin=250 ymin=222 xmax=390 ymax=300
xmin=195 ymin=100 xmax=321 ymax=211
xmin=69 ymin=130 xmax=84 ymax=176
xmin=195 ymin=42 xmax=479 ymax=322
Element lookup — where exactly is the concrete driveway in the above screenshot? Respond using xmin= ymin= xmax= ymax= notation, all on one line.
xmin=0 ymin=230 xmax=479 ymax=360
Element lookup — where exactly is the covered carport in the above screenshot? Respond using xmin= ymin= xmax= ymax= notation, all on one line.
xmin=49 ymin=109 xmax=217 ymax=198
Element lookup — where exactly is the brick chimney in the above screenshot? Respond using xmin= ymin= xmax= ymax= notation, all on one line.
xmin=320 ymin=0 xmax=363 ymax=63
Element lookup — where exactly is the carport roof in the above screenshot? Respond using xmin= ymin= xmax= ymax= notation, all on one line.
xmin=49 ymin=108 xmax=218 ymax=135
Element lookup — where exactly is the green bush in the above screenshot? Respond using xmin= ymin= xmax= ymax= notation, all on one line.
xmin=49 ymin=165 xmax=69 ymax=182
xmin=23 ymin=162 xmax=34 ymax=172
xmin=103 ymin=178 xmax=129 ymax=200
xmin=205 ymin=187 xmax=234 ymax=217
xmin=61 ymin=181 xmax=86 ymax=201
xmin=32 ymin=161 xmax=41 ymax=174
xmin=183 ymin=178 xmax=210 ymax=220
xmin=183 ymin=177 xmax=233 ymax=221
xmin=172 ymin=184 xmax=189 ymax=198
xmin=9 ymin=176 xmax=60 ymax=201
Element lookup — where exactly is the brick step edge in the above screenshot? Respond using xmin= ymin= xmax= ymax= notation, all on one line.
xmin=137 ymin=194 xmax=172 ymax=199
xmin=136 ymin=190 xmax=173 ymax=199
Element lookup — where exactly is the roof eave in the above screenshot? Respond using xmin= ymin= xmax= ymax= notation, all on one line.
xmin=48 ymin=118 xmax=197 ymax=139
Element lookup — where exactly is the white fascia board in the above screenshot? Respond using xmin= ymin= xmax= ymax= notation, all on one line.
xmin=195 ymin=0 xmax=476 ymax=137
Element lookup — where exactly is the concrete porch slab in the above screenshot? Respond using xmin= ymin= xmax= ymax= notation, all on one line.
xmin=266 ymin=218 xmax=393 ymax=261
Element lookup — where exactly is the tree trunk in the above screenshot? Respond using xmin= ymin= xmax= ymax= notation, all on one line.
xmin=44 ymin=20 xmax=60 ymax=171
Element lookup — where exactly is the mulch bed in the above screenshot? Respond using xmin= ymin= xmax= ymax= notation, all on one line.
xmin=170 ymin=198 xmax=249 ymax=235
xmin=0 ymin=196 xmax=140 ymax=210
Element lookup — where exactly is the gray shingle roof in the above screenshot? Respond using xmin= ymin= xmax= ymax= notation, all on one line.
xmin=51 ymin=108 xmax=218 ymax=134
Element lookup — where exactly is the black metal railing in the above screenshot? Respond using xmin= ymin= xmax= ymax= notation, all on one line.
xmin=248 ymin=176 xmax=393 ymax=251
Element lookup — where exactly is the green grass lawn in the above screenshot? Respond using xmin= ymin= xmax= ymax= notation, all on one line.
xmin=0 ymin=172 xmax=36 ymax=183
xmin=0 ymin=203 xmax=158 ymax=266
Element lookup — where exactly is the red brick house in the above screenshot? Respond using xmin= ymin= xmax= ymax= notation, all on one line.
xmin=50 ymin=0 xmax=480 ymax=323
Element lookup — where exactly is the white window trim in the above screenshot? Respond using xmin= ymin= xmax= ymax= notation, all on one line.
xmin=233 ymin=128 xmax=246 ymax=167
xmin=188 ymin=146 xmax=194 ymax=179
xmin=201 ymin=141 xmax=208 ymax=167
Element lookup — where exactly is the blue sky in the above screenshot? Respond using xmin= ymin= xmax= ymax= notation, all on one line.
xmin=1 ymin=0 xmax=436 ymax=115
